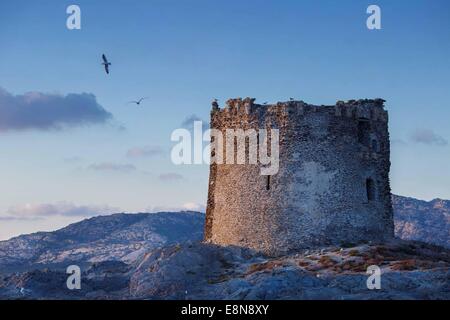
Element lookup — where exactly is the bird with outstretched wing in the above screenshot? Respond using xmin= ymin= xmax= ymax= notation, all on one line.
xmin=102 ymin=54 xmax=111 ymax=74
xmin=128 ymin=97 xmax=149 ymax=106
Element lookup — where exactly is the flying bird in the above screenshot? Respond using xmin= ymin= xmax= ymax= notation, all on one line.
xmin=128 ymin=97 xmax=149 ymax=106
xmin=102 ymin=54 xmax=111 ymax=74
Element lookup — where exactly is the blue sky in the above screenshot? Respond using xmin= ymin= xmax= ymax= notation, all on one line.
xmin=0 ymin=0 xmax=449 ymax=240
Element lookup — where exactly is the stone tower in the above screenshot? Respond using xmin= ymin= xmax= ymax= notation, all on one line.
xmin=204 ymin=98 xmax=394 ymax=255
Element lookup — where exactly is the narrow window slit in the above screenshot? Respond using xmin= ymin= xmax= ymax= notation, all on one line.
xmin=371 ymin=139 xmax=378 ymax=152
xmin=358 ymin=119 xmax=370 ymax=146
xmin=366 ymin=178 xmax=375 ymax=201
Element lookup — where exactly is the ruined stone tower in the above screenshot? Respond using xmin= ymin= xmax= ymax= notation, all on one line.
xmin=204 ymin=98 xmax=394 ymax=254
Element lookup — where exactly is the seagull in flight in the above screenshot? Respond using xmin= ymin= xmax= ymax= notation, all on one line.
xmin=102 ymin=54 xmax=111 ymax=74
xmin=128 ymin=97 xmax=149 ymax=106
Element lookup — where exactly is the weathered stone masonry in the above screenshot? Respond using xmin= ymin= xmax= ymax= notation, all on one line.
xmin=205 ymin=98 xmax=394 ymax=255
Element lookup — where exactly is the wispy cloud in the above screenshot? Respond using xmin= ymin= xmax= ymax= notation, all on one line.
xmin=0 ymin=87 xmax=112 ymax=131
xmin=181 ymin=114 xmax=209 ymax=131
xmin=88 ymin=162 xmax=137 ymax=173
xmin=391 ymin=139 xmax=407 ymax=146
xmin=181 ymin=114 xmax=203 ymax=127
xmin=126 ymin=146 xmax=165 ymax=158
xmin=0 ymin=216 xmax=43 ymax=221
xmin=146 ymin=202 xmax=205 ymax=213
xmin=63 ymin=156 xmax=83 ymax=163
xmin=410 ymin=129 xmax=448 ymax=146
xmin=3 ymin=202 xmax=119 ymax=219
xmin=181 ymin=202 xmax=206 ymax=212
xmin=158 ymin=172 xmax=184 ymax=181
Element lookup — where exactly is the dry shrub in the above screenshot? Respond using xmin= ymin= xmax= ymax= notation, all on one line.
xmin=246 ymin=260 xmax=283 ymax=274
xmin=390 ymin=259 xmax=417 ymax=271
xmin=318 ymin=255 xmax=337 ymax=267
xmin=207 ymin=274 xmax=231 ymax=284
xmin=366 ymin=258 xmax=383 ymax=266
xmin=340 ymin=260 xmax=368 ymax=272
xmin=297 ymin=260 xmax=310 ymax=267
xmin=390 ymin=259 xmax=436 ymax=271
xmin=332 ymin=265 xmax=343 ymax=273
xmin=340 ymin=242 xmax=356 ymax=248
xmin=348 ymin=249 xmax=360 ymax=257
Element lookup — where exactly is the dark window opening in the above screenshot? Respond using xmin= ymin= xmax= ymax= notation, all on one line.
xmin=256 ymin=133 xmax=260 ymax=162
xmin=266 ymin=175 xmax=271 ymax=190
xmin=244 ymin=136 xmax=249 ymax=162
xmin=358 ymin=119 xmax=371 ymax=146
xmin=211 ymin=136 xmax=215 ymax=157
xmin=366 ymin=178 xmax=375 ymax=201
xmin=371 ymin=139 xmax=378 ymax=152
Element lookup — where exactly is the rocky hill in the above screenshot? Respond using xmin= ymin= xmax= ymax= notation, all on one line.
xmin=0 ymin=211 xmax=204 ymax=274
xmin=0 ymin=195 xmax=448 ymax=299
xmin=393 ymin=195 xmax=449 ymax=248
xmin=0 ymin=240 xmax=448 ymax=299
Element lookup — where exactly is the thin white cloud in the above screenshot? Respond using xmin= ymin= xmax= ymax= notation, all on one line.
xmin=410 ymin=129 xmax=448 ymax=146
xmin=181 ymin=114 xmax=209 ymax=131
xmin=0 ymin=216 xmax=43 ymax=221
xmin=4 ymin=202 xmax=119 ymax=219
xmin=158 ymin=172 xmax=184 ymax=181
xmin=63 ymin=156 xmax=83 ymax=163
xmin=181 ymin=202 xmax=206 ymax=212
xmin=391 ymin=139 xmax=407 ymax=146
xmin=87 ymin=162 xmax=137 ymax=173
xmin=145 ymin=202 xmax=206 ymax=213
xmin=126 ymin=146 xmax=165 ymax=158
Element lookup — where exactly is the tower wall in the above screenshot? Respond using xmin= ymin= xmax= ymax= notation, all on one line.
xmin=204 ymin=98 xmax=394 ymax=255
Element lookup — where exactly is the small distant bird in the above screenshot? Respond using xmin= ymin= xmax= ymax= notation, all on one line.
xmin=102 ymin=54 xmax=111 ymax=74
xmin=289 ymin=97 xmax=294 ymax=101
xmin=128 ymin=97 xmax=149 ymax=106
xmin=263 ymin=101 xmax=268 ymax=105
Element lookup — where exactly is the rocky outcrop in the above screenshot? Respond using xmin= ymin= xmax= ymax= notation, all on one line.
xmin=1 ymin=240 xmax=448 ymax=300
xmin=0 ymin=197 xmax=449 ymax=300
xmin=0 ymin=212 xmax=204 ymax=274
xmin=393 ymin=195 xmax=450 ymax=248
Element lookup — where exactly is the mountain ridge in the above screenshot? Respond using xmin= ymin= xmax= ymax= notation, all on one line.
xmin=0 ymin=196 xmax=448 ymax=300
xmin=0 ymin=194 xmax=448 ymax=275
xmin=0 ymin=211 xmax=204 ymax=274
xmin=392 ymin=194 xmax=449 ymax=248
